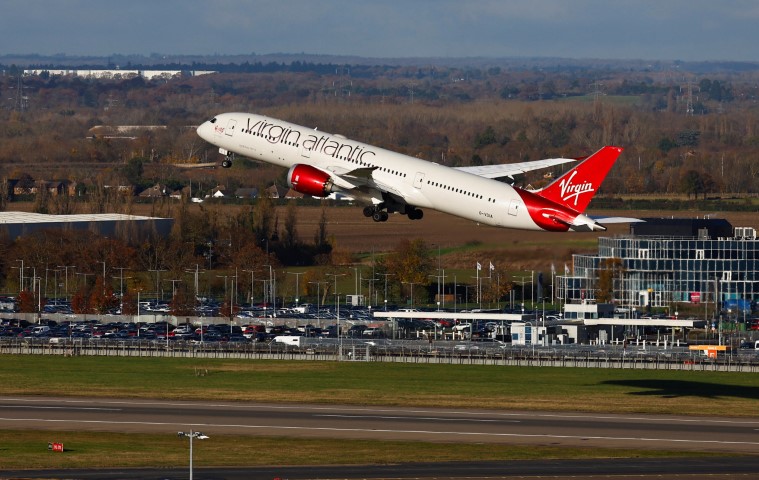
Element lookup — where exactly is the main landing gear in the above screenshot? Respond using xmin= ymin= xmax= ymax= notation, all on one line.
xmin=364 ymin=206 xmax=388 ymax=222
xmin=406 ymin=207 xmax=424 ymax=220
xmin=221 ymin=155 xmax=233 ymax=168
xmin=363 ymin=205 xmax=424 ymax=222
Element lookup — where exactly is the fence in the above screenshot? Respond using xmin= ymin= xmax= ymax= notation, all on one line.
xmin=3 ymin=338 xmax=758 ymax=372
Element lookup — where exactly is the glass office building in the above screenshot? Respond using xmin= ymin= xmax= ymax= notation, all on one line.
xmin=558 ymin=219 xmax=758 ymax=313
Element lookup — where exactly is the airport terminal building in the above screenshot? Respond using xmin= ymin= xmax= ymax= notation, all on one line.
xmin=557 ymin=218 xmax=758 ymax=314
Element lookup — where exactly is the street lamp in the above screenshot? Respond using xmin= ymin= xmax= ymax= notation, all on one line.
xmin=57 ymin=265 xmax=75 ymax=301
xmin=308 ymin=281 xmax=325 ymax=322
xmin=287 ymin=271 xmax=305 ymax=307
xmin=431 ymin=243 xmax=443 ymax=309
xmin=325 ymin=273 xmax=346 ymax=353
xmin=428 ymin=273 xmax=446 ymax=311
xmin=15 ymin=259 xmax=24 ymax=293
xmin=513 ymin=274 xmax=531 ymax=311
xmin=149 ymin=268 xmax=167 ymax=299
xmin=379 ymin=273 xmax=394 ymax=311
xmin=402 ymin=282 xmax=418 ymax=308
xmin=96 ymin=261 xmax=106 ymax=294
xmin=177 ymin=430 xmax=209 ymax=480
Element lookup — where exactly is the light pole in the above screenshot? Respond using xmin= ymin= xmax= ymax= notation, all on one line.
xmin=57 ymin=265 xmax=75 ymax=302
xmin=402 ymin=282 xmax=418 ymax=308
xmin=362 ymin=276 xmax=378 ymax=308
xmin=454 ymin=276 xmax=459 ymax=312
xmin=379 ymin=273 xmax=394 ymax=311
xmin=326 ymin=273 xmax=345 ymax=351
xmin=287 ymin=271 xmax=305 ymax=307
xmin=149 ymin=268 xmax=167 ymax=300
xmin=242 ymin=268 xmax=256 ymax=306
xmin=50 ymin=268 xmax=60 ymax=305
xmin=165 ymin=279 xmax=182 ymax=299
xmin=177 ymin=430 xmax=209 ymax=480
xmin=431 ymin=243 xmax=443 ymax=309
xmin=113 ymin=267 xmax=129 ymax=312
xmin=263 ymin=265 xmax=275 ymax=316
xmin=429 ymin=273 xmax=446 ymax=311
xmin=15 ymin=259 xmax=24 ymax=293
xmin=254 ymin=279 xmax=268 ymax=309
xmin=187 ymin=264 xmax=204 ymax=305
xmin=75 ymin=272 xmax=93 ymax=293
xmin=513 ymin=274 xmax=530 ymax=312
xmin=96 ymin=261 xmax=106 ymax=294
xmin=309 ymin=281 xmax=325 ymax=321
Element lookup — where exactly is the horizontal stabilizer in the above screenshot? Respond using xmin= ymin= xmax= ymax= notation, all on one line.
xmin=590 ymin=216 xmax=646 ymax=224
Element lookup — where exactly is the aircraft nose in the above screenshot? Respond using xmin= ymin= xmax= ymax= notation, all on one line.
xmin=196 ymin=121 xmax=212 ymax=141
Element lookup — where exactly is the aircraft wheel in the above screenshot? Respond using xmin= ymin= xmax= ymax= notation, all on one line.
xmin=380 ymin=211 xmax=389 ymax=222
xmin=372 ymin=211 xmax=384 ymax=222
xmin=221 ymin=158 xmax=232 ymax=168
xmin=408 ymin=208 xmax=423 ymax=220
xmin=363 ymin=206 xmax=375 ymax=217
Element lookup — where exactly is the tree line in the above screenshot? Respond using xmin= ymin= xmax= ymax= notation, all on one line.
xmin=1 ymin=66 xmax=758 ymax=203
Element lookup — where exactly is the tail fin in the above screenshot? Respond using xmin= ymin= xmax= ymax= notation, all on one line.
xmin=535 ymin=146 xmax=623 ymax=213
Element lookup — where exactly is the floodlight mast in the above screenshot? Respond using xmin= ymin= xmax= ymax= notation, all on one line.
xmin=177 ymin=430 xmax=209 ymax=480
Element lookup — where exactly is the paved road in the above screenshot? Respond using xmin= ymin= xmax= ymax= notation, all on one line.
xmin=1 ymin=396 xmax=758 ymax=453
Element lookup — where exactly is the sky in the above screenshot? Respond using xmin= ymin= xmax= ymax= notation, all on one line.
xmin=2 ymin=0 xmax=759 ymax=62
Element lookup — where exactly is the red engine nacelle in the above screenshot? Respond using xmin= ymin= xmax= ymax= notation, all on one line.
xmin=287 ymin=164 xmax=334 ymax=197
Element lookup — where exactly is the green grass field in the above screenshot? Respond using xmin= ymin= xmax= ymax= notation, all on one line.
xmin=1 ymin=355 xmax=756 ymax=469
xmin=1 ymin=355 xmax=757 ymax=414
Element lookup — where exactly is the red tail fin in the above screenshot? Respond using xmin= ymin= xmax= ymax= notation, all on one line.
xmin=535 ymin=146 xmax=623 ymax=213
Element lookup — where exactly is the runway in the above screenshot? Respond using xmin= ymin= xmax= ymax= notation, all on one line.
xmin=1 ymin=396 xmax=758 ymax=454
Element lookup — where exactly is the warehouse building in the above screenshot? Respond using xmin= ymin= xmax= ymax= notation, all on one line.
xmin=0 ymin=212 xmax=173 ymax=242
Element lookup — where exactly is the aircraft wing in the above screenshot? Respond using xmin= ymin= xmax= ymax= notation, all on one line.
xmin=455 ymin=157 xmax=576 ymax=179
xmin=323 ymin=165 xmax=376 ymax=188
xmin=324 ymin=165 xmax=404 ymax=198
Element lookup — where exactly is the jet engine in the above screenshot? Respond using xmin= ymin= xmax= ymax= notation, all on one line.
xmin=287 ymin=164 xmax=335 ymax=197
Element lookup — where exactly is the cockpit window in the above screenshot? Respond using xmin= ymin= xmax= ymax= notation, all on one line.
xmin=210 ymin=118 xmax=217 ymax=123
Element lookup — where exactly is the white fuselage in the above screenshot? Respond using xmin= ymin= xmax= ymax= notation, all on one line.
xmin=198 ymin=112 xmax=545 ymax=230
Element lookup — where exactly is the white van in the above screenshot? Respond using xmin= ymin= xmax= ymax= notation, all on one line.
xmin=273 ymin=335 xmax=304 ymax=347
xmin=32 ymin=325 xmax=50 ymax=335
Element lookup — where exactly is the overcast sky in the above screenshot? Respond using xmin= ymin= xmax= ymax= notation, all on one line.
xmin=2 ymin=0 xmax=759 ymax=62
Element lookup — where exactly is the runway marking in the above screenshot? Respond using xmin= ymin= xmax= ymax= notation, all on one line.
xmin=316 ymin=414 xmax=513 ymax=423
xmin=1 ymin=417 xmax=758 ymax=447
xmin=2 ymin=397 xmax=756 ymax=427
xmin=0 ymin=405 xmax=120 ymax=412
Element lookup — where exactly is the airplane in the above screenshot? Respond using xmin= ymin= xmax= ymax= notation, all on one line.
xmin=196 ymin=112 xmax=628 ymax=232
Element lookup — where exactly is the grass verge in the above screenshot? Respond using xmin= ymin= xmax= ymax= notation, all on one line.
xmin=0 ymin=430 xmax=724 ymax=470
